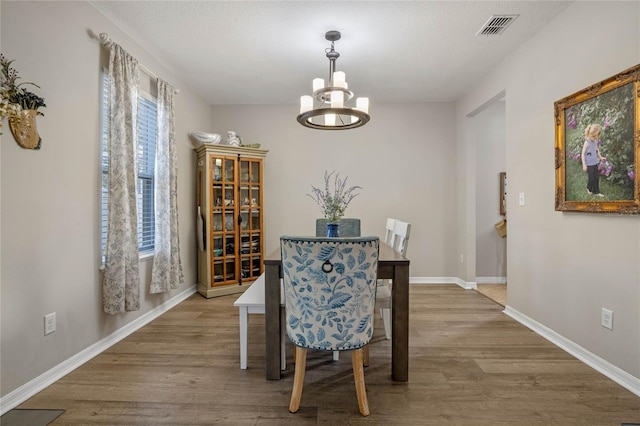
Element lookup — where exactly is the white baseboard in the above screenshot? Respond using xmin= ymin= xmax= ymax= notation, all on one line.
xmin=476 ymin=276 xmax=507 ymax=284
xmin=409 ymin=277 xmax=476 ymax=289
xmin=0 ymin=285 xmax=197 ymax=415
xmin=504 ymin=305 xmax=640 ymax=397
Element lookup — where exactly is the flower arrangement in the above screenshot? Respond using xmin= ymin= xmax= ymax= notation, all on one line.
xmin=307 ymin=171 xmax=362 ymax=223
xmin=0 ymin=54 xmax=46 ymax=134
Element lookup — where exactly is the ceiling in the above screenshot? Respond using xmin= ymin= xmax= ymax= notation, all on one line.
xmin=89 ymin=1 xmax=572 ymax=105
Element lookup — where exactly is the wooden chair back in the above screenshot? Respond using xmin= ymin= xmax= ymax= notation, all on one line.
xmin=392 ymin=220 xmax=411 ymax=256
xmin=384 ymin=218 xmax=396 ymax=246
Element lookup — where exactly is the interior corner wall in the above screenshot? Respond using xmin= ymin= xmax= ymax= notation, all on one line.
xmin=473 ymin=101 xmax=506 ymax=279
xmin=209 ymin=102 xmax=458 ymax=279
xmin=457 ymin=1 xmax=640 ymax=378
xmin=0 ymin=1 xmax=211 ymax=397
xmin=455 ymin=101 xmax=475 ymax=284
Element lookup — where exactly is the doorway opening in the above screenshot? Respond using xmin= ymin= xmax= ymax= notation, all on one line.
xmin=470 ymin=94 xmax=507 ymax=307
xmin=476 ymin=283 xmax=507 ymax=306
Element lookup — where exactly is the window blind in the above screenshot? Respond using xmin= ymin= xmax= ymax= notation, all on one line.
xmin=136 ymin=94 xmax=157 ymax=253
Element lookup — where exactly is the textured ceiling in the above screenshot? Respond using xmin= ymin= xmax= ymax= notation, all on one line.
xmin=89 ymin=1 xmax=572 ymax=105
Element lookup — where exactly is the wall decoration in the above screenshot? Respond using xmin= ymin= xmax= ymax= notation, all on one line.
xmin=0 ymin=54 xmax=46 ymax=149
xmin=554 ymin=63 xmax=639 ymax=214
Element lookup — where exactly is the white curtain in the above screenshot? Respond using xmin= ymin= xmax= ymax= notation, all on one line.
xmin=150 ymin=79 xmax=184 ymax=293
xmin=101 ymin=36 xmax=141 ymax=313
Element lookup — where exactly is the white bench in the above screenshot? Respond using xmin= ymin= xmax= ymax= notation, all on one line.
xmin=234 ymin=274 xmax=286 ymax=370
xmin=233 ymin=273 xmax=339 ymax=370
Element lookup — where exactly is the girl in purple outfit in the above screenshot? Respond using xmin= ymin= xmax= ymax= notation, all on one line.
xmin=581 ymin=124 xmax=607 ymax=197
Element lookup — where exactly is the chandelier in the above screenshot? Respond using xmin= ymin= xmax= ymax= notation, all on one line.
xmin=297 ymin=30 xmax=370 ymax=130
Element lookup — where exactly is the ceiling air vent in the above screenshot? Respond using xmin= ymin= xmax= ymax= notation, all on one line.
xmin=476 ymin=14 xmax=519 ymax=36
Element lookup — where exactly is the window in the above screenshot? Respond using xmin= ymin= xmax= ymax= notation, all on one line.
xmin=135 ymin=95 xmax=157 ymax=253
xmin=101 ymin=73 xmax=157 ymax=260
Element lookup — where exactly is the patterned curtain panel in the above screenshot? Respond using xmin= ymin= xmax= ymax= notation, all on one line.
xmin=150 ymin=79 xmax=184 ymax=293
xmin=101 ymin=37 xmax=141 ymax=314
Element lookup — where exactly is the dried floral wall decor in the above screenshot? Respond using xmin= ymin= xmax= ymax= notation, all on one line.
xmin=554 ymin=63 xmax=640 ymax=214
xmin=0 ymin=54 xmax=47 ymax=149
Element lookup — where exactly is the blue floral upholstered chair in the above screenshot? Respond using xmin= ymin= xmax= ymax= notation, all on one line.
xmin=280 ymin=236 xmax=380 ymax=416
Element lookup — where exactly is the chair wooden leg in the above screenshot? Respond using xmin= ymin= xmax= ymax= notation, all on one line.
xmin=351 ymin=349 xmax=370 ymax=416
xmin=289 ymin=346 xmax=307 ymax=413
xmin=363 ymin=344 xmax=370 ymax=367
xmin=280 ymin=307 xmax=286 ymax=370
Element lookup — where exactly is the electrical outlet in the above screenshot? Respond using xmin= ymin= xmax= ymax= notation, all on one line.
xmin=44 ymin=312 xmax=56 ymax=335
xmin=601 ymin=308 xmax=613 ymax=330
xmin=459 ymin=254 xmax=464 ymax=264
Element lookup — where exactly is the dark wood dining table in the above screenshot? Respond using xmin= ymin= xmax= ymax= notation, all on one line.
xmin=263 ymin=241 xmax=410 ymax=381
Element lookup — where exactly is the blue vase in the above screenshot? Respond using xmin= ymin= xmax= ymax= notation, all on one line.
xmin=326 ymin=223 xmax=340 ymax=237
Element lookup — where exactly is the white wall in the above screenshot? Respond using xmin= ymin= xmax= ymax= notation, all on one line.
xmin=209 ymin=102 xmax=458 ymax=278
xmin=0 ymin=1 xmax=210 ymax=396
xmin=473 ymin=101 xmax=506 ymax=280
xmin=457 ymin=1 xmax=640 ymax=378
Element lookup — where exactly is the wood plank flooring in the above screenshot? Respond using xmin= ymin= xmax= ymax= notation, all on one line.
xmin=17 ymin=285 xmax=639 ymax=425
xmin=476 ymin=283 xmax=507 ymax=306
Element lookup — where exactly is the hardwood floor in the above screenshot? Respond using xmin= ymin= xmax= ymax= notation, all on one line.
xmin=476 ymin=283 xmax=507 ymax=306
xmin=17 ymin=285 xmax=639 ymax=425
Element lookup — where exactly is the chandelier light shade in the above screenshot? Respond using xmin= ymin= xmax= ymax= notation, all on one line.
xmin=297 ymin=30 xmax=370 ymax=130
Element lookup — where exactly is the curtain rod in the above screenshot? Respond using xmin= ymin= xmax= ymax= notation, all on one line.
xmin=90 ymin=30 xmax=180 ymax=94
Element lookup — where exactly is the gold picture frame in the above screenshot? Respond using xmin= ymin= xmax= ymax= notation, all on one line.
xmin=554 ymin=63 xmax=640 ymax=214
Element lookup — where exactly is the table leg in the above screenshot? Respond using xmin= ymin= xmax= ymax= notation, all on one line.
xmin=239 ymin=306 xmax=248 ymax=370
xmin=391 ymin=264 xmax=409 ymax=381
xmin=265 ymin=263 xmax=282 ymax=379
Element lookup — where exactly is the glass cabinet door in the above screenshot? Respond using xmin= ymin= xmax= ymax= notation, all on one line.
xmin=210 ymin=155 xmax=238 ymax=286
xmin=239 ymin=158 xmax=262 ymax=281
xmin=251 ymin=162 xmax=260 ymax=183
xmin=212 ymin=158 xmax=222 ymax=182
xmin=224 ymin=158 xmax=234 ymax=182
xmin=212 ymin=158 xmax=224 ymax=230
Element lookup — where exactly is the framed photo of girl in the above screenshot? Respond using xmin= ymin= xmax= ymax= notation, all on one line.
xmin=554 ymin=63 xmax=640 ymax=214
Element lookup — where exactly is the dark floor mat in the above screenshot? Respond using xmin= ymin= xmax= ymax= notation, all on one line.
xmin=1 ymin=409 xmax=64 ymax=426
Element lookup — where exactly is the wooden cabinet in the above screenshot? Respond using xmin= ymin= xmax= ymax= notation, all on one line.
xmin=195 ymin=144 xmax=268 ymax=298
